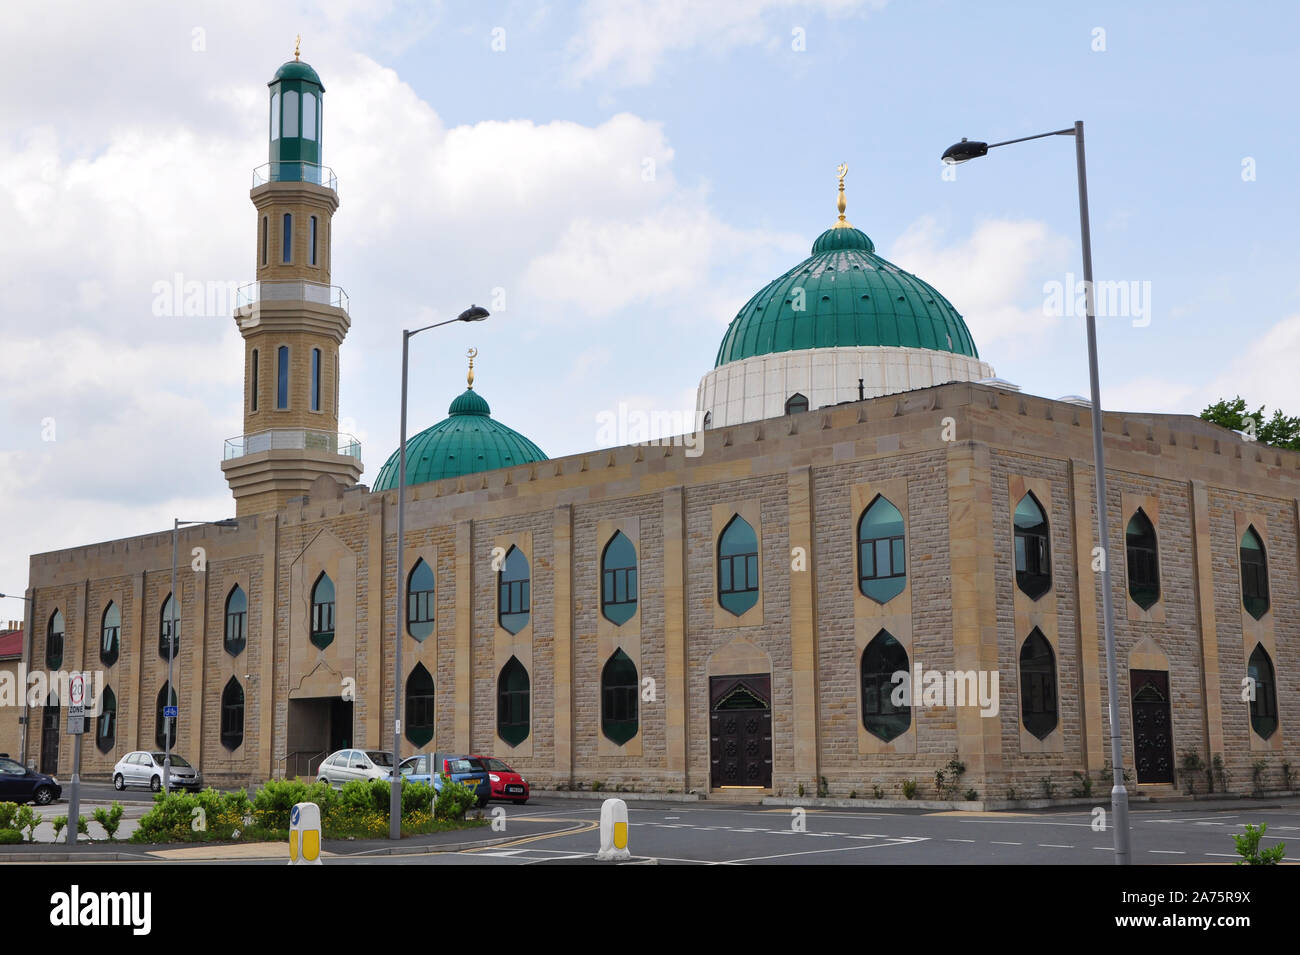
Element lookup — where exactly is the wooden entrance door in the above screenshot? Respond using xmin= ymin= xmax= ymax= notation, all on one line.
xmin=709 ymin=674 xmax=773 ymax=788
xmin=40 ymin=695 xmax=60 ymax=775
xmin=1131 ymin=669 xmax=1174 ymax=783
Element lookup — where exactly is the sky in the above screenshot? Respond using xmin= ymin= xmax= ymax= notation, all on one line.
xmin=2 ymin=0 xmax=1298 ymax=606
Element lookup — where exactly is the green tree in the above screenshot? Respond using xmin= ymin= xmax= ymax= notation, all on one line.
xmin=1201 ymin=396 xmax=1300 ymax=451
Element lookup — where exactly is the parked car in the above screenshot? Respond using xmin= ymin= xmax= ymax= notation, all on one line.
xmin=316 ymin=748 xmax=395 ymax=788
xmin=112 ymin=751 xmax=203 ymax=792
xmin=0 ymin=756 xmax=61 ymax=805
xmin=398 ymin=752 xmax=490 ymax=807
xmin=471 ymin=754 xmax=530 ymax=804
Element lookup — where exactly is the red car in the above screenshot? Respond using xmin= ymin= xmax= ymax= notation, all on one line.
xmin=471 ymin=755 xmax=530 ymax=804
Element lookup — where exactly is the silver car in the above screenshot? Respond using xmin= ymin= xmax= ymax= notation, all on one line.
xmin=112 ymin=751 xmax=203 ymax=792
xmin=316 ymin=749 xmax=394 ymax=788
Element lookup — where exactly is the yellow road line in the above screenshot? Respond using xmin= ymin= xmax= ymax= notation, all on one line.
xmin=465 ymin=819 xmax=598 ymax=852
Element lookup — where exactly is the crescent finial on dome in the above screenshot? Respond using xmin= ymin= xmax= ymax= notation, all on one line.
xmin=834 ymin=162 xmax=853 ymax=229
xmin=466 ymin=347 xmax=477 ymax=389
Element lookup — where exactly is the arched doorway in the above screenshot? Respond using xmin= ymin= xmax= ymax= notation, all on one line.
xmin=40 ymin=692 xmax=60 ymax=775
xmin=709 ymin=674 xmax=772 ymax=789
xmin=1131 ymin=669 xmax=1174 ymax=783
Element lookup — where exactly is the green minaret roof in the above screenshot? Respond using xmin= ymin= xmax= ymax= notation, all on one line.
xmin=270 ymin=59 xmax=324 ymax=89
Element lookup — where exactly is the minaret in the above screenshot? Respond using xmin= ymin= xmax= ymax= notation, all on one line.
xmin=221 ymin=42 xmax=363 ymax=517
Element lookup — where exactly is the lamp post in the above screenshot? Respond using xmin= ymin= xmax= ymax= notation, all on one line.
xmin=167 ymin=518 xmax=238 ymax=795
xmin=390 ymin=304 xmax=490 ymax=840
xmin=0 ymin=592 xmax=35 ymax=766
xmin=942 ymin=121 xmax=1131 ymax=865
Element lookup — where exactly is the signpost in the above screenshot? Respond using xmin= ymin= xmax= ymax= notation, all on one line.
xmin=66 ymin=674 xmax=85 ymax=847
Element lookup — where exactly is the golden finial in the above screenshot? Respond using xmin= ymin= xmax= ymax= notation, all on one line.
xmin=466 ymin=347 xmax=477 ymax=389
xmin=833 ymin=162 xmax=853 ymax=229
xmin=294 ymin=35 xmax=301 ymax=61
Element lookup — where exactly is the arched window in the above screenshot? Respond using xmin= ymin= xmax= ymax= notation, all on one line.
xmin=1240 ymin=526 xmax=1269 ymax=620
xmin=159 ymin=593 xmax=178 ymax=660
xmin=703 ymin=411 xmax=712 ymax=430
xmin=260 ymin=217 xmax=267 ymax=267
xmin=270 ymin=91 xmax=280 ymax=142
xmin=303 ymin=91 xmax=317 ymax=139
xmin=601 ymin=532 xmax=638 ymax=625
xmin=497 ymin=656 xmax=530 ymax=746
xmin=498 ymin=546 xmax=530 ymax=635
xmin=311 ymin=572 xmax=335 ymax=649
xmin=785 ymin=393 xmax=809 ymax=415
xmin=405 ymin=663 xmax=435 ymax=746
xmin=309 ymin=215 xmax=318 ymax=266
xmin=100 ymin=602 xmax=120 ymax=667
xmin=601 ymin=649 xmax=639 ymax=745
xmin=156 ymin=683 xmax=178 ymax=751
xmin=251 ymin=348 xmax=259 ymax=411
xmin=1013 ymin=492 xmax=1051 ymax=600
xmin=282 ymin=89 xmax=298 ymax=137
xmin=96 ymin=686 xmax=117 ymax=754
xmin=220 ymin=678 xmax=244 ymax=751
xmin=277 ymin=345 xmax=289 ymax=409
xmin=311 ymin=348 xmax=321 ymax=411
xmin=1019 ymin=628 xmax=1058 ymax=740
xmin=224 ymin=585 xmax=247 ymax=657
xmin=717 ymin=514 xmax=759 ymax=616
xmin=1248 ymin=644 xmax=1278 ymax=740
xmin=282 ymin=212 xmax=292 ymax=263
xmin=861 ymin=630 xmax=910 ymax=742
xmin=406 ymin=559 xmax=435 ymax=642
xmin=46 ymin=609 xmax=64 ymax=670
xmin=1125 ymin=508 xmax=1160 ymax=609
xmin=858 ymin=495 xmax=906 ymax=604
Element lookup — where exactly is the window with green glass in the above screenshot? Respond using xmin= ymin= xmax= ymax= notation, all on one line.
xmin=1240 ymin=526 xmax=1269 ymax=620
xmin=1013 ymin=492 xmax=1051 ymax=600
xmin=861 ymin=630 xmax=910 ymax=742
xmin=601 ymin=531 xmax=638 ymax=626
xmin=1019 ymin=629 xmax=1058 ymax=740
xmin=497 ymin=656 xmax=530 ymax=746
xmin=601 ymin=649 xmax=639 ymax=745
xmin=785 ymin=393 xmax=809 ymax=415
xmin=220 ymin=678 xmax=244 ymax=751
xmin=498 ymin=546 xmax=530 ymax=635
xmin=159 ymin=593 xmax=179 ymax=660
xmin=96 ymin=686 xmax=117 ymax=754
xmin=1125 ymin=508 xmax=1160 ymax=610
xmin=224 ymin=585 xmax=247 ymax=657
xmin=100 ymin=602 xmax=120 ymax=667
xmin=155 ymin=683 xmax=178 ymax=751
xmin=718 ymin=514 xmax=759 ymax=616
xmin=46 ymin=609 xmax=64 ymax=670
xmin=407 ymin=558 xmax=435 ymax=641
xmin=311 ymin=572 xmax=335 ymax=649
xmin=405 ymin=663 xmax=435 ymax=747
xmin=1248 ymin=644 xmax=1278 ymax=740
xmin=858 ymin=495 xmax=906 ymax=604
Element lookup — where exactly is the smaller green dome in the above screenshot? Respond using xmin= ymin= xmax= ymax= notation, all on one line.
xmin=811 ymin=226 xmax=875 ymax=254
xmin=270 ymin=60 xmax=324 ymax=89
xmin=447 ymin=389 xmax=491 ymax=416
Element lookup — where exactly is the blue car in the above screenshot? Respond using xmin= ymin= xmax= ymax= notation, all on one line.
xmin=0 ymin=756 xmax=61 ymax=805
xmin=399 ymin=752 xmax=490 ymax=807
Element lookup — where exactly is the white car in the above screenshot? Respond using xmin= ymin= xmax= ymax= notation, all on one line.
xmin=113 ymin=751 xmax=203 ymax=792
xmin=316 ymin=749 xmax=394 ymax=787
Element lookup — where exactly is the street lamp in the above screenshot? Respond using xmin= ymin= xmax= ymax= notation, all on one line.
xmin=390 ymin=304 xmax=490 ymax=840
xmin=167 ymin=518 xmax=238 ymax=795
xmin=941 ymin=121 xmax=1131 ymax=865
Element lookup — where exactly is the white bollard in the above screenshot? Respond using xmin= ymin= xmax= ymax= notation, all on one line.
xmin=289 ymin=802 xmax=323 ymax=865
xmin=596 ymin=797 xmax=630 ymax=861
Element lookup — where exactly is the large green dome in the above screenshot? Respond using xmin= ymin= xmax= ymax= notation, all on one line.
xmin=372 ymin=387 xmax=547 ymax=491
xmin=713 ymin=224 xmax=979 ymax=367
xmin=270 ymin=59 xmax=324 ymax=88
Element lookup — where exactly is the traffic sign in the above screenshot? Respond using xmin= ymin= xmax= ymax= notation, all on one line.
xmin=164 ymin=705 xmax=178 ymax=718
xmin=68 ymin=673 xmax=86 ymax=720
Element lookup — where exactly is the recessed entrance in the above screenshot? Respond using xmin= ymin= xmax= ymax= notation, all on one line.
xmin=709 ymin=674 xmax=772 ymax=789
xmin=1131 ymin=669 xmax=1174 ymax=784
xmin=40 ymin=694 xmax=60 ymax=775
xmin=286 ymin=697 xmax=353 ymax=778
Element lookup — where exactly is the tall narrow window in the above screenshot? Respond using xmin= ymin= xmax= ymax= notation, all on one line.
xmin=601 ymin=531 xmax=638 ymax=625
xmin=220 ymin=678 xmax=244 ymax=750
xmin=858 ymin=495 xmax=906 ymax=604
xmin=260 ymin=216 xmax=268 ymax=266
xmin=1247 ymin=644 xmax=1278 ymax=739
xmin=785 ymin=392 xmax=809 ymax=415
xmin=282 ymin=90 xmax=298 ymax=137
xmin=717 ymin=514 xmax=759 ymax=616
xmin=310 ymin=215 xmax=318 ymax=266
xmin=46 ymin=609 xmax=64 ymax=670
xmin=100 ymin=602 xmax=120 ymax=668
xmin=270 ymin=91 xmax=280 ymax=142
xmin=861 ymin=630 xmax=910 ymax=742
xmin=159 ymin=593 xmax=178 ymax=660
xmin=1019 ymin=628 xmax=1058 ymax=740
xmin=224 ymin=585 xmax=247 ymax=657
xmin=498 ymin=546 xmax=530 ymax=635
xmin=311 ymin=572 xmax=335 ymax=649
xmin=601 ymin=649 xmax=639 ymax=745
xmin=277 ymin=345 xmax=289 ymax=409
xmin=282 ymin=213 xmax=292 ymax=263
xmin=156 ymin=683 xmax=178 ymax=751
xmin=497 ymin=656 xmax=530 ymax=746
xmin=1013 ymin=492 xmax=1051 ymax=600
xmin=1240 ymin=525 xmax=1270 ymax=620
xmin=303 ymin=91 xmax=317 ymax=139
xmin=250 ymin=348 xmax=259 ymax=412
xmin=405 ymin=663 xmax=435 ymax=746
xmin=310 ymin=348 xmax=321 ymax=412
xmin=406 ymin=559 xmax=435 ymax=641
xmin=1125 ymin=508 xmax=1160 ymax=610
xmin=96 ymin=686 xmax=117 ymax=754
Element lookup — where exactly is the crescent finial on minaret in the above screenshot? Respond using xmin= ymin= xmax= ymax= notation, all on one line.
xmin=834 ymin=162 xmax=853 ymax=229
xmin=294 ymin=35 xmax=301 ymax=61
xmin=466 ymin=347 xmax=477 ymax=389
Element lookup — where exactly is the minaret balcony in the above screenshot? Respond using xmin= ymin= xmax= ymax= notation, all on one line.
xmin=224 ymin=429 xmax=361 ymax=461
xmin=252 ymin=161 xmax=338 ymax=193
xmin=236 ymin=280 xmax=349 ymax=314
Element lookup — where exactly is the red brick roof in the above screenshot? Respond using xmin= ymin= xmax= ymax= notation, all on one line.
xmin=0 ymin=629 xmax=22 ymax=660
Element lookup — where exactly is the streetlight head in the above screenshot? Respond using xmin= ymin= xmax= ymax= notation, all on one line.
xmin=941 ymin=137 xmax=988 ymax=164
xmin=458 ymin=305 xmax=490 ymax=323
xmin=215 ymin=519 xmax=239 ymax=528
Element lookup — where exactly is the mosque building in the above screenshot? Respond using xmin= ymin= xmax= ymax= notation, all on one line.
xmin=18 ymin=55 xmax=1298 ymax=799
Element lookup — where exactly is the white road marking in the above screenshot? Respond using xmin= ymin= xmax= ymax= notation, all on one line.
xmin=947 ymin=838 xmax=975 ymax=843
xmin=1149 ymin=850 xmax=1185 ymax=854
xmin=991 ymin=841 xmax=1022 ymax=846
xmin=1039 ymin=844 xmax=1074 ymax=848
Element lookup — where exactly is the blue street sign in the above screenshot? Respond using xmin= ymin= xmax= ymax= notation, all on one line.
xmin=164 ymin=706 xmax=178 ymax=718
xmin=291 ymin=805 xmax=300 ymax=826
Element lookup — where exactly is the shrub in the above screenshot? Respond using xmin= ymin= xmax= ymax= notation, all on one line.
xmin=1180 ymin=750 xmax=1205 ymax=795
xmin=1251 ymin=759 xmax=1268 ymax=795
xmin=1070 ymin=771 xmax=1094 ymax=798
xmin=1283 ymin=761 xmax=1294 ymax=792
xmin=1007 ymin=786 xmax=1021 ymax=801
xmin=817 ymin=776 xmax=829 ymax=799
xmin=52 ymin=816 xmax=66 ymax=840
xmin=1041 ymin=776 xmax=1055 ymax=798
xmin=849 ymin=789 xmax=858 ymax=800
xmin=0 ymin=803 xmax=18 ymax=830
xmin=964 ymin=789 xmax=979 ymax=801
xmin=92 ymin=802 xmax=125 ymax=841
xmin=591 ymin=780 xmax=605 ymax=792
xmin=872 ymin=785 xmax=884 ymax=800
xmin=434 ymin=775 xmax=479 ymax=821
xmin=1233 ymin=823 xmax=1286 ymax=865
xmin=15 ymin=805 xmax=37 ymax=842
xmin=401 ymin=781 xmax=436 ymax=817
xmin=0 ymin=829 xmax=22 ymax=845
xmin=901 ymin=779 xmax=917 ymax=800
xmin=1212 ymin=754 xmax=1228 ymax=793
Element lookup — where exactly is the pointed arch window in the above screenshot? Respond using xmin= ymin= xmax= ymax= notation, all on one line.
xmin=407 ymin=559 xmax=435 ymax=642
xmin=46 ymin=609 xmax=64 ymax=670
xmin=858 ymin=495 xmax=906 ymax=603
xmin=310 ymin=215 xmax=318 ymax=266
xmin=1240 ymin=526 xmax=1270 ymax=620
xmin=311 ymin=348 xmax=321 ymax=411
xmin=282 ymin=212 xmax=293 ymax=263
xmin=1013 ymin=492 xmax=1051 ymax=600
xmin=497 ymin=656 xmax=530 ymax=746
xmin=601 ymin=649 xmax=639 ymax=745
xmin=311 ymin=572 xmax=335 ymax=649
xmin=405 ymin=663 xmax=435 ymax=747
xmin=601 ymin=531 xmax=638 ymax=625
xmin=282 ymin=89 xmax=298 ymax=137
xmin=96 ymin=686 xmax=117 ymax=754
xmin=159 ymin=593 xmax=179 ymax=660
xmin=277 ymin=345 xmax=289 ymax=409
xmin=718 ymin=514 xmax=759 ymax=616
xmin=1125 ymin=508 xmax=1160 ymax=609
xmin=498 ymin=546 xmax=530 ymax=635
xmin=1247 ymin=644 xmax=1278 ymax=740
xmin=1019 ymin=628 xmax=1058 ymax=740
xmin=251 ymin=347 xmax=260 ymax=411
xmin=303 ymin=91 xmax=317 ymax=139
xmin=785 ymin=393 xmax=809 ymax=415
xmin=861 ymin=630 xmax=910 ymax=742
xmin=260 ymin=217 xmax=267 ymax=267
xmin=100 ymin=602 xmax=120 ymax=667
xmin=224 ymin=585 xmax=247 ymax=657
xmin=270 ymin=91 xmax=280 ymax=142
xmin=156 ymin=683 xmax=178 ymax=751
xmin=220 ymin=678 xmax=244 ymax=751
